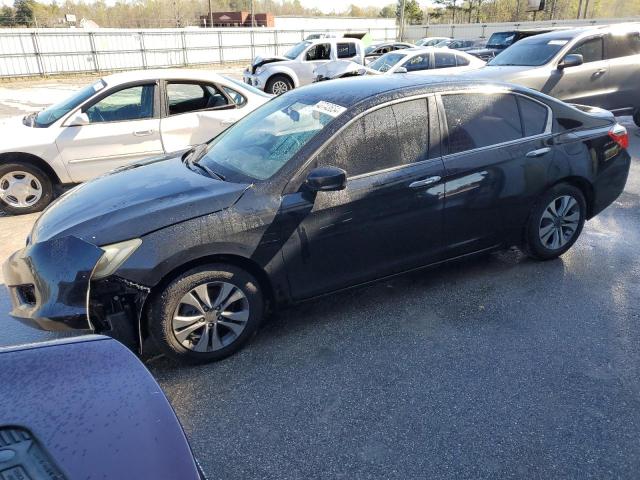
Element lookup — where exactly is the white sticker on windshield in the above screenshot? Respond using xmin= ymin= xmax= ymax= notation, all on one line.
xmin=548 ymin=40 xmax=569 ymax=46
xmin=313 ymin=100 xmax=346 ymax=117
xmin=92 ymin=81 xmax=104 ymax=92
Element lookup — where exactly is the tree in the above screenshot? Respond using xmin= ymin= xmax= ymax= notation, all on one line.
xmin=396 ymin=0 xmax=423 ymax=24
xmin=13 ymin=0 xmax=35 ymax=25
xmin=379 ymin=4 xmax=395 ymax=17
xmin=0 ymin=5 xmax=14 ymax=26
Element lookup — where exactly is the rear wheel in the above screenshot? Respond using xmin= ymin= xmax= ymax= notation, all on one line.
xmin=0 ymin=162 xmax=53 ymax=215
xmin=524 ymin=184 xmax=586 ymax=260
xmin=148 ymin=264 xmax=264 ymax=364
xmin=266 ymin=75 xmax=293 ymax=95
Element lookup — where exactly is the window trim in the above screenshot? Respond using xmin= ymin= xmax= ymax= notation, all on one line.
xmin=436 ymin=90 xmax=553 ymax=160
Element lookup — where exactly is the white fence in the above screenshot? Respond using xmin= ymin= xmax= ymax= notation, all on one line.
xmin=404 ymin=17 xmax=639 ymax=41
xmin=0 ymin=26 xmax=398 ymax=78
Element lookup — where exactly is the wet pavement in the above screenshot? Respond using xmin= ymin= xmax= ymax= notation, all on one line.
xmin=0 ymin=85 xmax=639 ymax=478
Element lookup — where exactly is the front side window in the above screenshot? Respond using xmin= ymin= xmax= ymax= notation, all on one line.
xmin=405 ymin=54 xmax=430 ymax=72
xmin=305 ymin=43 xmax=331 ymax=61
xmin=605 ymin=31 xmax=640 ymax=59
xmin=442 ymin=93 xmax=522 ymax=155
xmin=569 ymin=37 xmax=603 ymax=63
xmin=337 ymin=42 xmax=357 ymax=59
xmin=85 ymin=84 xmax=154 ymax=123
xmin=434 ymin=52 xmax=457 ymax=69
xmin=166 ymin=82 xmax=229 ymax=116
xmin=200 ymin=95 xmax=340 ymax=181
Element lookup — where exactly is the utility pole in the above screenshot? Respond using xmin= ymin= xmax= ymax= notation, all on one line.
xmin=208 ymin=0 xmax=213 ymax=28
xmin=582 ymin=0 xmax=590 ymax=18
xmin=251 ymin=0 xmax=256 ymax=27
xmin=576 ymin=0 xmax=583 ymax=19
xmin=399 ymin=0 xmax=406 ymax=41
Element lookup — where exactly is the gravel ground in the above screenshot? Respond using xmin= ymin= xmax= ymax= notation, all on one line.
xmin=0 ymin=79 xmax=639 ymax=479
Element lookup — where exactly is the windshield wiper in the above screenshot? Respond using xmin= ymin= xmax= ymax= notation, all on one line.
xmin=183 ymin=144 xmax=226 ymax=181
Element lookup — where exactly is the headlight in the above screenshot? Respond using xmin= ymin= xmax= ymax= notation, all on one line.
xmin=92 ymin=238 xmax=142 ymax=280
xmin=255 ymin=66 xmax=264 ymax=75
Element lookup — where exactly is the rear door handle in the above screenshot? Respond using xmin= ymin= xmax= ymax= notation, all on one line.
xmin=133 ymin=130 xmax=154 ymax=136
xmin=526 ymin=147 xmax=551 ymax=158
xmin=409 ymin=176 xmax=441 ymax=188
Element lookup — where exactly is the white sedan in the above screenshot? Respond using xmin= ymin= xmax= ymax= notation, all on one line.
xmin=0 ymin=69 xmax=270 ymax=214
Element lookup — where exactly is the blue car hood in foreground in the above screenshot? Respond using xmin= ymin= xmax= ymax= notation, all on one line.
xmin=31 ymin=155 xmax=250 ymax=246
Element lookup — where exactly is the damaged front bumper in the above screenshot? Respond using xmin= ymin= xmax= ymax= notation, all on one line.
xmin=2 ymin=236 xmax=149 ymax=350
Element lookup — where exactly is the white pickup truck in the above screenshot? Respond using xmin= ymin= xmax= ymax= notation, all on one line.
xmin=243 ymin=37 xmax=365 ymax=95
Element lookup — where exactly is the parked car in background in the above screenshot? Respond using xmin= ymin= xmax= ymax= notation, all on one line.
xmin=314 ymin=47 xmax=485 ymax=81
xmin=0 ymin=335 xmax=203 ymax=479
xmin=243 ymin=37 xmax=364 ymax=94
xmin=465 ymin=28 xmax=562 ymax=60
xmin=463 ymin=24 xmax=640 ymax=125
xmin=3 ymin=76 xmax=630 ymax=364
xmin=415 ymin=36 xmax=451 ymax=47
xmin=364 ymin=41 xmax=414 ymax=63
xmin=305 ymin=32 xmax=339 ymax=40
xmin=435 ymin=39 xmax=478 ymax=50
xmin=0 ymin=69 xmax=270 ymax=215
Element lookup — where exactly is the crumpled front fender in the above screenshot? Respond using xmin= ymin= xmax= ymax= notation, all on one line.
xmin=2 ymin=235 xmax=103 ymax=331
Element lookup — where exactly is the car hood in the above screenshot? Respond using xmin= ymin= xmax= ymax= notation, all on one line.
xmin=30 ymin=153 xmax=250 ymax=246
xmin=464 ymin=47 xmax=497 ymax=56
xmin=251 ymin=55 xmax=291 ymax=70
xmin=461 ymin=65 xmax=537 ymax=80
xmin=0 ymin=116 xmax=59 ymax=150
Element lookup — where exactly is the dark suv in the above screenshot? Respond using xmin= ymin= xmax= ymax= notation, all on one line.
xmin=3 ymin=76 xmax=630 ymax=364
xmin=466 ymin=28 xmax=562 ymax=60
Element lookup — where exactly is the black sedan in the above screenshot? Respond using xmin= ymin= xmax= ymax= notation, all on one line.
xmin=3 ymin=76 xmax=631 ymax=363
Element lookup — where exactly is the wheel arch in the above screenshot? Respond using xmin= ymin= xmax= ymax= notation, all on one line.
xmin=552 ymin=176 xmax=595 ymax=219
xmin=140 ymin=253 xmax=276 ymax=340
xmin=266 ymin=70 xmax=297 ymax=89
xmin=0 ymin=152 xmax=62 ymax=185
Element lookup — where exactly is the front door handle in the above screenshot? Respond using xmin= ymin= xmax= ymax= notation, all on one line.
xmin=526 ymin=147 xmax=551 ymax=158
xmin=593 ymin=68 xmax=607 ymax=77
xmin=133 ymin=130 xmax=154 ymax=136
xmin=409 ymin=176 xmax=441 ymax=188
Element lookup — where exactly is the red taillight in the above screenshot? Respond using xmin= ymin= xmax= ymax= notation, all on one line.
xmin=608 ymin=124 xmax=629 ymax=149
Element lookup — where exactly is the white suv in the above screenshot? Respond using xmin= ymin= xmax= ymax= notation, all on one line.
xmin=243 ymin=38 xmax=364 ymax=95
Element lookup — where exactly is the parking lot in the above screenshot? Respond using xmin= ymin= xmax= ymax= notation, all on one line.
xmin=0 ymin=77 xmax=639 ymax=479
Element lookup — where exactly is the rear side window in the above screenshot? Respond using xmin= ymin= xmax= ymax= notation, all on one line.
xmin=442 ymin=93 xmax=522 ymax=154
xmin=517 ymin=96 xmax=548 ymax=136
xmin=405 ymin=54 xmax=430 ymax=72
xmin=434 ymin=52 xmax=457 ymax=68
xmin=569 ymin=37 xmax=603 ymax=63
xmin=337 ymin=42 xmax=357 ymax=59
xmin=605 ymin=32 xmax=640 ymax=58
xmin=315 ymin=99 xmax=429 ymax=176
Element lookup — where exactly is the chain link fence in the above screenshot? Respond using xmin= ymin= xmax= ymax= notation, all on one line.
xmin=0 ymin=26 xmax=398 ymax=78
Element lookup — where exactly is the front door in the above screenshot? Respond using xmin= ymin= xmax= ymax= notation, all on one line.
xmin=281 ymin=97 xmax=446 ymax=300
xmin=298 ymin=42 xmax=332 ymax=86
xmin=57 ymin=83 xmax=162 ymax=182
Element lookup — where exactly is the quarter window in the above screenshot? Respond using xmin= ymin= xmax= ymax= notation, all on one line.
xmin=517 ymin=96 xmax=548 ymax=136
xmin=85 ymin=84 xmax=154 ymax=123
xmin=305 ymin=43 xmax=331 ymax=61
xmin=442 ymin=93 xmax=522 ymax=154
xmin=221 ymin=86 xmax=247 ymax=106
xmin=569 ymin=37 xmax=603 ymax=63
xmin=337 ymin=42 xmax=357 ymax=59
xmin=434 ymin=52 xmax=457 ymax=68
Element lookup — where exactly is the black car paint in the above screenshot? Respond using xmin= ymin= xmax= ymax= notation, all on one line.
xmin=0 ymin=335 xmax=202 ymax=479
xmin=466 ymin=29 xmax=559 ymax=60
xmin=2 ymin=76 xmax=631 ymax=352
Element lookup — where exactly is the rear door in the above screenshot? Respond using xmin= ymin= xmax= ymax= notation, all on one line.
xmin=603 ymin=30 xmax=640 ymax=113
xmin=281 ymin=97 xmax=446 ymax=299
xmin=57 ymin=82 xmax=162 ymax=182
xmin=160 ymin=81 xmax=240 ymax=152
xmin=438 ymin=91 xmax=554 ymax=256
xmin=548 ymin=36 xmax=612 ymax=108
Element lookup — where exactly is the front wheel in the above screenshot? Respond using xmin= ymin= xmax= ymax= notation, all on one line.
xmin=0 ymin=162 xmax=53 ymax=215
xmin=147 ymin=264 xmax=264 ymax=364
xmin=266 ymin=75 xmax=293 ymax=95
xmin=524 ymin=184 xmax=586 ymax=261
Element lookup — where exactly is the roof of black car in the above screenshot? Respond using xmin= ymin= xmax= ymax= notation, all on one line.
xmin=290 ymin=75 xmax=509 ymax=109
xmin=519 ymin=23 xmax=639 ymax=41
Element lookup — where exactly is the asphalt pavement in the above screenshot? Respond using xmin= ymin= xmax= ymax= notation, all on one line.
xmin=0 ymin=83 xmax=638 ymax=479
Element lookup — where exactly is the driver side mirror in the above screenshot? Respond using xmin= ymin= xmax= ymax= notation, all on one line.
xmin=395 ymin=66 xmax=408 ymax=74
xmin=305 ymin=166 xmax=347 ymax=192
xmin=558 ymin=53 xmax=583 ymax=70
xmin=66 ymin=111 xmax=90 ymax=126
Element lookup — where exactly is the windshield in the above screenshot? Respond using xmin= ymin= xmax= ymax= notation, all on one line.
xmin=486 ymin=32 xmax=516 ymax=48
xmin=368 ymin=52 xmax=405 ymax=72
xmin=488 ymin=38 xmax=569 ymax=66
xmin=35 ymin=80 xmax=104 ymax=127
xmin=199 ymin=94 xmax=342 ymax=181
xmin=284 ymin=41 xmax=311 ymax=60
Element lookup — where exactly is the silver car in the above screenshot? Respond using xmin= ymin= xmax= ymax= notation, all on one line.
xmin=463 ymin=24 xmax=640 ymax=126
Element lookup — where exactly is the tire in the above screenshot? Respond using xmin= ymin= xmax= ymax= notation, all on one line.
xmin=266 ymin=75 xmax=293 ymax=95
xmin=147 ymin=264 xmax=264 ymax=364
xmin=0 ymin=162 xmax=53 ymax=215
xmin=633 ymin=109 xmax=640 ymax=128
xmin=524 ymin=184 xmax=586 ymax=261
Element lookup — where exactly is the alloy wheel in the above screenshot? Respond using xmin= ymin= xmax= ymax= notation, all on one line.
xmin=538 ymin=195 xmax=581 ymax=250
xmin=271 ymin=80 xmax=289 ymax=95
xmin=0 ymin=171 xmax=42 ymax=208
xmin=172 ymin=281 xmax=250 ymax=353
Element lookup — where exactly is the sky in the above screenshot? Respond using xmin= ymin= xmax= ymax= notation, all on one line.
xmin=0 ymin=0 xmax=433 ymax=14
